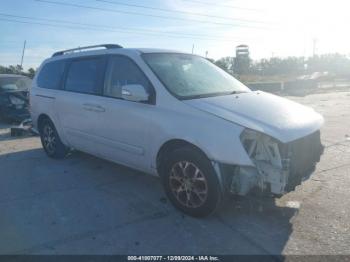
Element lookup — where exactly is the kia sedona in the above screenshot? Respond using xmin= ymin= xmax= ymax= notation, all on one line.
xmin=30 ymin=44 xmax=324 ymax=217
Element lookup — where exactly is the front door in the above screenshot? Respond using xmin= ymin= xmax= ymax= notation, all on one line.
xmin=96 ymin=55 xmax=155 ymax=170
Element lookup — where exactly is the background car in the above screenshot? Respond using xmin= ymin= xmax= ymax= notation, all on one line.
xmin=0 ymin=74 xmax=31 ymax=122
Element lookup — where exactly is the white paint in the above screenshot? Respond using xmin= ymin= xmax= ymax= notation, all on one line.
xmin=286 ymin=201 xmax=301 ymax=209
xmin=184 ymin=91 xmax=324 ymax=143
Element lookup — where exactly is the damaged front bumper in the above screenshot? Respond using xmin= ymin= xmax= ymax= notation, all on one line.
xmin=0 ymin=91 xmax=30 ymax=122
xmin=1 ymin=106 xmax=30 ymax=122
xmin=229 ymin=129 xmax=324 ymax=196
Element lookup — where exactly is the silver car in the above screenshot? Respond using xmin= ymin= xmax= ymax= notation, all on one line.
xmin=30 ymin=44 xmax=324 ymax=217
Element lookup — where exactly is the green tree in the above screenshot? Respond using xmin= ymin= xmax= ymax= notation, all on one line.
xmin=0 ymin=65 xmax=36 ymax=78
xmin=214 ymin=57 xmax=234 ymax=73
xmin=27 ymin=68 xmax=36 ymax=79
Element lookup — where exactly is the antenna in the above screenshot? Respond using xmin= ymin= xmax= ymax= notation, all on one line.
xmin=313 ymin=38 xmax=318 ymax=57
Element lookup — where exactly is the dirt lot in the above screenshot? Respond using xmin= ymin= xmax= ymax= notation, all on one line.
xmin=0 ymin=91 xmax=349 ymax=255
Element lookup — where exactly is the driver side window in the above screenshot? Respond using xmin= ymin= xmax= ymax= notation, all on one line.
xmin=104 ymin=56 xmax=151 ymax=99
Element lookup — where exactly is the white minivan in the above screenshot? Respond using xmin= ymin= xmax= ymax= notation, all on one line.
xmin=30 ymin=44 xmax=324 ymax=217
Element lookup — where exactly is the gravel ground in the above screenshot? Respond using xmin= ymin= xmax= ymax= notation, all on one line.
xmin=0 ymin=91 xmax=349 ymax=255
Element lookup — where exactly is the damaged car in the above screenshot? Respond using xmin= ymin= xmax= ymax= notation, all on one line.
xmin=30 ymin=45 xmax=324 ymax=217
xmin=0 ymin=74 xmax=31 ymax=122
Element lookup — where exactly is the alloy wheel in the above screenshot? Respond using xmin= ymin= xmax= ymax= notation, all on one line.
xmin=169 ymin=161 xmax=208 ymax=208
xmin=42 ymin=124 xmax=56 ymax=154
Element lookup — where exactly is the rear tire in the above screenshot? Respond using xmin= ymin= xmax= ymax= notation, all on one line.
xmin=39 ymin=118 xmax=68 ymax=159
xmin=160 ymin=147 xmax=222 ymax=217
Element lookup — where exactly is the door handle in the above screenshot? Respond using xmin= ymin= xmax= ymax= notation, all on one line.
xmin=83 ymin=103 xmax=106 ymax=112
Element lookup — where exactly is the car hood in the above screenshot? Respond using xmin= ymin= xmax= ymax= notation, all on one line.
xmin=183 ymin=91 xmax=324 ymax=143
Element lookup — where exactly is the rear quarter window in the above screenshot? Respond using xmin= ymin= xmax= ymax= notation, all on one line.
xmin=37 ymin=60 xmax=66 ymax=90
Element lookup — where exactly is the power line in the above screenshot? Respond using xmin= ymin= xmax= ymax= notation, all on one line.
xmin=0 ymin=12 xmax=240 ymax=40
xmin=96 ymin=0 xmax=270 ymax=24
xmin=0 ymin=18 xmax=108 ymax=32
xmin=34 ymin=0 xmax=271 ymax=29
xmin=182 ymin=0 xmax=262 ymax=11
xmin=0 ymin=17 xmax=248 ymax=42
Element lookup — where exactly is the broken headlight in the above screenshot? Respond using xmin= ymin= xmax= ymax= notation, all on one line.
xmin=240 ymin=129 xmax=282 ymax=168
xmin=9 ymin=95 xmax=25 ymax=106
xmin=235 ymin=129 xmax=289 ymax=195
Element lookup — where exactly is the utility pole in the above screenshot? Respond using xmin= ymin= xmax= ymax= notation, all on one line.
xmin=191 ymin=44 xmax=194 ymax=54
xmin=20 ymin=40 xmax=26 ymax=69
xmin=312 ymin=38 xmax=317 ymax=57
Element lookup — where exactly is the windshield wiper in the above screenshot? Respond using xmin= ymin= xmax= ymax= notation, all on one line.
xmin=226 ymin=90 xmax=247 ymax=95
xmin=181 ymin=90 xmax=247 ymax=100
xmin=180 ymin=94 xmax=208 ymax=100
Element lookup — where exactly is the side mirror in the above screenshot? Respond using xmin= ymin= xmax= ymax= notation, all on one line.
xmin=121 ymin=84 xmax=150 ymax=102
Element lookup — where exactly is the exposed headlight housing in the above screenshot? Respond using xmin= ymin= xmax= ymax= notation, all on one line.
xmin=9 ymin=95 xmax=25 ymax=106
xmin=240 ymin=129 xmax=283 ymax=168
xmin=231 ymin=129 xmax=288 ymax=195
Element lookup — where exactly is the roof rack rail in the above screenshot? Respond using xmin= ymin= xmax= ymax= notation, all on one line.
xmin=52 ymin=44 xmax=123 ymax=57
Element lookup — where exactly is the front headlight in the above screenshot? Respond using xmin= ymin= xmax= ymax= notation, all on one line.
xmin=240 ymin=129 xmax=282 ymax=168
xmin=9 ymin=95 xmax=25 ymax=106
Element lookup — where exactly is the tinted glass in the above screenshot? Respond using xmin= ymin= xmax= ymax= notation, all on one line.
xmin=37 ymin=60 xmax=65 ymax=89
xmin=104 ymin=56 xmax=151 ymax=98
xmin=0 ymin=76 xmax=31 ymax=91
xmin=65 ymin=57 xmax=105 ymax=94
xmin=143 ymin=53 xmax=249 ymax=99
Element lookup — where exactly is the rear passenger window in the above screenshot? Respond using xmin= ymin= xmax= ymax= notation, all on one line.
xmin=104 ymin=56 xmax=151 ymax=99
xmin=65 ymin=57 xmax=105 ymax=95
xmin=37 ymin=60 xmax=65 ymax=89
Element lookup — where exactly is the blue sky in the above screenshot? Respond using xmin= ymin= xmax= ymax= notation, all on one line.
xmin=1 ymin=0 xmax=350 ymax=69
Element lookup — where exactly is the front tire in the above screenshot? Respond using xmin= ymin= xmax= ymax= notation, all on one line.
xmin=161 ymin=147 xmax=222 ymax=217
xmin=39 ymin=119 xmax=68 ymax=159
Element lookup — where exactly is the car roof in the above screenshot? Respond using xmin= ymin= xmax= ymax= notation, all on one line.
xmin=131 ymin=48 xmax=183 ymax=54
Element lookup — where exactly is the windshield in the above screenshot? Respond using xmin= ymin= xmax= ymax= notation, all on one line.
xmin=0 ymin=76 xmax=31 ymax=91
xmin=142 ymin=53 xmax=250 ymax=99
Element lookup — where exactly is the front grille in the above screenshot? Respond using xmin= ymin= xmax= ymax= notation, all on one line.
xmin=281 ymin=131 xmax=324 ymax=192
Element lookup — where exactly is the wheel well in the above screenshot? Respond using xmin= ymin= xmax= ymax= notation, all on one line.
xmin=37 ymin=114 xmax=51 ymax=132
xmin=156 ymin=139 xmax=209 ymax=174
